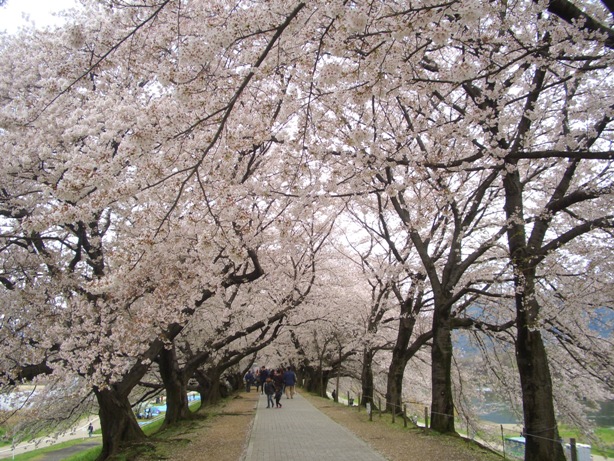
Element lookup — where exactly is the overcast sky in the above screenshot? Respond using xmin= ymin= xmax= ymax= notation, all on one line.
xmin=0 ymin=0 xmax=77 ymax=34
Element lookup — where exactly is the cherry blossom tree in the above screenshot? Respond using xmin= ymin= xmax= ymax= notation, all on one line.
xmin=2 ymin=3 xmax=613 ymax=461
xmin=154 ymin=204 xmax=333 ymax=423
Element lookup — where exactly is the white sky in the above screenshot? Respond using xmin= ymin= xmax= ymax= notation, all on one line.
xmin=0 ymin=0 xmax=77 ymax=34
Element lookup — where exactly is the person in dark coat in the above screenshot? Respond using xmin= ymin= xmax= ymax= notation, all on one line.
xmin=272 ymin=368 xmax=284 ymax=394
xmin=244 ymin=370 xmax=255 ymax=392
xmin=264 ymin=377 xmax=276 ymax=408
xmin=282 ymin=366 xmax=297 ymax=399
xmin=259 ymin=366 xmax=269 ymax=394
xmin=274 ymin=380 xmax=283 ymax=408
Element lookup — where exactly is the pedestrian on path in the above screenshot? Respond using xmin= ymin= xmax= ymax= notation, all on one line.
xmin=254 ymin=369 xmax=261 ymax=393
xmin=272 ymin=368 xmax=284 ymax=395
xmin=274 ymin=381 xmax=283 ymax=408
xmin=244 ymin=370 xmax=255 ymax=392
xmin=259 ymin=366 xmax=269 ymax=395
xmin=264 ymin=377 xmax=275 ymax=408
xmin=87 ymin=423 xmax=94 ymax=437
xmin=283 ymin=366 xmax=296 ymax=399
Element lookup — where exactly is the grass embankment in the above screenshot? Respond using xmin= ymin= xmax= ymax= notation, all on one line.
xmin=4 ymin=407 xmax=170 ymax=461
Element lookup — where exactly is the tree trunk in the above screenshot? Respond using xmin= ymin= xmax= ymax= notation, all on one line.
xmin=201 ymin=368 xmax=224 ymax=405
xmin=301 ymin=366 xmax=329 ymax=395
xmin=430 ymin=307 xmax=455 ymax=433
xmin=94 ymin=387 xmax=145 ymax=461
xmin=360 ymin=347 xmax=375 ymax=408
xmin=193 ymin=369 xmax=210 ymax=411
xmin=516 ymin=310 xmax=566 ymax=461
xmin=503 ymin=159 xmax=566 ymax=461
xmin=158 ymin=346 xmax=192 ymax=427
xmin=386 ymin=352 xmax=406 ymax=414
xmin=385 ymin=314 xmax=415 ymax=413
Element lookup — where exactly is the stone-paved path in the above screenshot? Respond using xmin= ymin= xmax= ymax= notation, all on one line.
xmin=244 ymin=392 xmax=387 ymax=461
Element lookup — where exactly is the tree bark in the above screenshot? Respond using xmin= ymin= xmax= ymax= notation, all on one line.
xmin=430 ymin=307 xmax=455 ymax=433
xmin=157 ymin=346 xmax=192 ymax=427
xmin=94 ymin=387 xmax=145 ymax=461
xmin=385 ymin=311 xmax=416 ymax=413
xmin=201 ymin=367 xmax=224 ymax=406
xmin=517 ymin=308 xmax=566 ymax=461
xmin=301 ymin=365 xmax=330 ymax=395
xmin=386 ymin=352 xmax=406 ymax=415
xmin=360 ymin=347 xmax=375 ymax=408
xmin=503 ymin=158 xmax=566 ymax=461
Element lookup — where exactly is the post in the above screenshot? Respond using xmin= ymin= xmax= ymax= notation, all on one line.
xmin=378 ymin=397 xmax=382 ymax=418
xmin=358 ymin=393 xmax=361 ymax=411
xmin=392 ymin=407 xmax=395 ymax=424
xmin=570 ymin=438 xmax=578 ymax=461
xmin=403 ymin=404 xmax=408 ymax=427
xmin=501 ymin=425 xmax=506 ymax=460
xmin=367 ymin=403 xmax=372 ymax=421
xmin=424 ymin=407 xmax=429 ymax=431
xmin=347 ymin=391 xmax=350 ymax=406
xmin=335 ymin=344 xmax=341 ymax=403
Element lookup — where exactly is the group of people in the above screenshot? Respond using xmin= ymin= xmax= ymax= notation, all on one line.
xmin=244 ymin=366 xmax=297 ymax=409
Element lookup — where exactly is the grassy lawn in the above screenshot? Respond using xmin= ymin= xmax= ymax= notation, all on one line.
xmin=64 ymin=447 xmax=102 ymax=461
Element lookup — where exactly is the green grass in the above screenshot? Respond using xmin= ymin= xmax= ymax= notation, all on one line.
xmin=63 ymin=445 xmax=102 ymax=461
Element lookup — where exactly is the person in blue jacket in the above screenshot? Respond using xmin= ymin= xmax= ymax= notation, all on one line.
xmin=282 ymin=366 xmax=297 ymax=399
xmin=244 ymin=370 xmax=255 ymax=392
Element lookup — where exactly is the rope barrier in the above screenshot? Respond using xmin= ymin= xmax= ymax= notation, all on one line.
xmin=338 ymin=392 xmax=574 ymax=457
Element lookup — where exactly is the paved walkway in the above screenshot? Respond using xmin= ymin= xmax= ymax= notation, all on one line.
xmin=244 ymin=392 xmax=387 ymax=461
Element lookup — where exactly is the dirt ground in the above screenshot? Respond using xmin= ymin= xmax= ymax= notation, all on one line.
xmin=134 ymin=392 xmax=259 ymax=461
xmin=160 ymin=391 xmax=502 ymax=461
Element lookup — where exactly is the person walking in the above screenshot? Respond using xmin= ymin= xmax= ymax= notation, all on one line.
xmin=283 ymin=366 xmax=297 ymax=399
xmin=259 ymin=366 xmax=269 ymax=394
xmin=274 ymin=380 xmax=283 ymax=408
xmin=272 ymin=368 xmax=284 ymax=395
xmin=254 ymin=369 xmax=261 ymax=393
xmin=244 ymin=369 xmax=255 ymax=392
xmin=264 ymin=377 xmax=276 ymax=408
xmin=87 ymin=423 xmax=94 ymax=437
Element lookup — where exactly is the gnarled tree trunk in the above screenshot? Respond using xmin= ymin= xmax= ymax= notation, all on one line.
xmin=360 ymin=347 xmax=375 ymax=408
xmin=430 ymin=306 xmax=455 ymax=433
xmin=301 ymin=365 xmax=330 ymax=396
xmin=385 ymin=311 xmax=417 ymax=414
xmin=158 ymin=346 xmax=192 ymax=427
xmin=201 ymin=367 xmax=224 ymax=406
xmin=95 ymin=387 xmax=145 ymax=461
xmin=503 ymin=152 xmax=566 ymax=461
